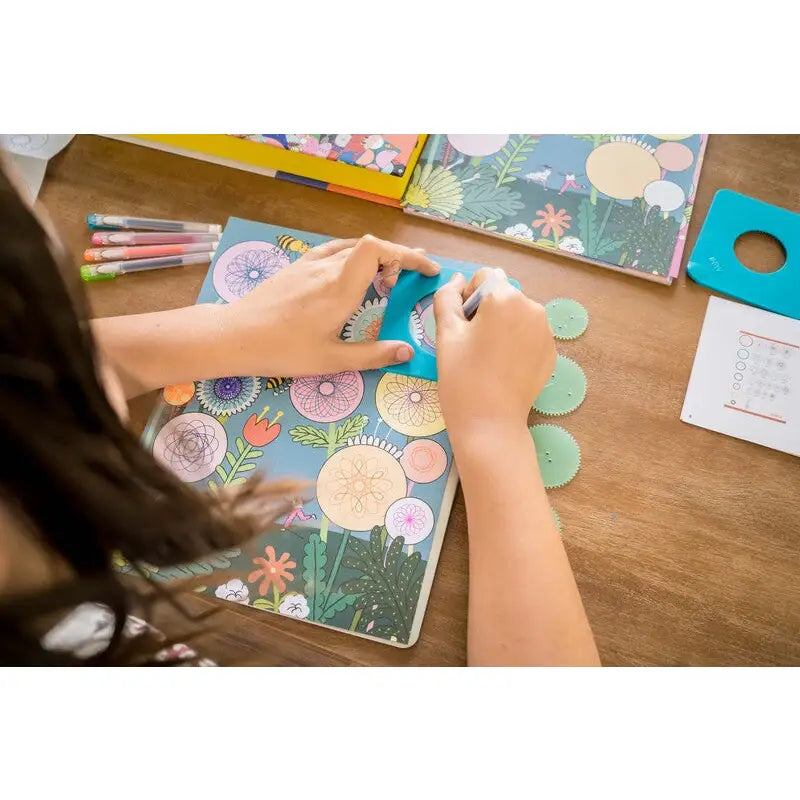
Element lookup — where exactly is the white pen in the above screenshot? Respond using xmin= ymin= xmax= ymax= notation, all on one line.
xmin=86 ymin=214 xmax=222 ymax=234
xmin=462 ymin=268 xmax=511 ymax=318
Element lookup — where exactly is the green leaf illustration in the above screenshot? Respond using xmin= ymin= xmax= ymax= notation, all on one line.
xmin=490 ymin=135 xmax=539 ymax=187
xmin=594 ymin=238 xmax=624 ymax=257
xmin=453 ymin=178 xmax=525 ymax=226
xmin=149 ymin=549 xmax=242 ymax=582
xmin=321 ymin=590 xmax=358 ymax=621
xmin=252 ymin=598 xmax=274 ymax=611
xmin=302 ymin=533 xmax=328 ymax=620
xmin=577 ymin=197 xmax=598 ymax=252
xmin=288 ymin=425 xmax=332 ymax=448
xmin=333 ymin=414 xmax=369 ymax=448
xmin=339 ymin=527 xmax=427 ymax=642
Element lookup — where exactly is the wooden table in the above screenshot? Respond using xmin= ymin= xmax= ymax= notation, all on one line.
xmin=40 ymin=135 xmax=800 ymax=666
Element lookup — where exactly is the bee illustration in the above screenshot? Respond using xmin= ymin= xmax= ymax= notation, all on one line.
xmin=265 ymin=376 xmax=293 ymax=395
xmin=277 ymin=235 xmax=311 ymax=255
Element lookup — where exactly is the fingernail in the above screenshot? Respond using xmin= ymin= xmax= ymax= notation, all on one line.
xmin=430 ymin=259 xmax=441 ymax=273
xmin=395 ymin=344 xmax=413 ymax=362
xmin=450 ymin=272 xmax=464 ymax=284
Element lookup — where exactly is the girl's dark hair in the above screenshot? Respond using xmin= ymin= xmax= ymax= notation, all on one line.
xmin=0 ymin=160 xmax=292 ymax=664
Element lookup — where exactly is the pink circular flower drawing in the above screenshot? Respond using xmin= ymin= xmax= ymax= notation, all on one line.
xmin=400 ymin=438 xmax=448 ymax=484
xmin=212 ymin=240 xmax=290 ymax=303
xmin=290 ymin=372 xmax=364 ymax=423
xmin=152 ymin=412 xmax=227 ymax=483
xmin=385 ymin=498 xmax=435 ymax=545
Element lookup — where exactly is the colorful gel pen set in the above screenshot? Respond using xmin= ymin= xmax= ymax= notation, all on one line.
xmin=81 ymin=214 xmax=223 ymax=281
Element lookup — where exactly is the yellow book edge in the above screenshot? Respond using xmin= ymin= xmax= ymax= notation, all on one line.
xmin=106 ymin=135 xmax=427 ymax=200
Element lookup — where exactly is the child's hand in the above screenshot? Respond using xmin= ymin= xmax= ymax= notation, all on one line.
xmin=219 ymin=235 xmax=439 ymax=376
xmin=433 ymin=268 xmax=556 ymax=443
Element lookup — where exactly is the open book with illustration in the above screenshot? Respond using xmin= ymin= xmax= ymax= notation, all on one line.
xmin=402 ymin=134 xmax=708 ymax=284
xmin=130 ymin=218 xmax=459 ymax=646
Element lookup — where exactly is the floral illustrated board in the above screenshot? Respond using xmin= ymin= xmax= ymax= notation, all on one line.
xmin=402 ymin=134 xmax=708 ymax=285
xmin=132 ymin=218 xmax=460 ymax=647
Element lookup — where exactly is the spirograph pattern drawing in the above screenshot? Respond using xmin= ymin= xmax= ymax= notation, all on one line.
xmin=152 ymin=412 xmax=227 ymax=482
xmin=212 ymin=240 xmax=290 ymax=302
xmin=290 ymin=372 xmax=364 ymax=423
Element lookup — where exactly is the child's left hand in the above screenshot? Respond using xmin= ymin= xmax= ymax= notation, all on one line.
xmin=216 ymin=234 xmax=439 ymax=377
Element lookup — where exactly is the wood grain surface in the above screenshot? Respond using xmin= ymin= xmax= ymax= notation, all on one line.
xmin=38 ymin=134 xmax=800 ymax=665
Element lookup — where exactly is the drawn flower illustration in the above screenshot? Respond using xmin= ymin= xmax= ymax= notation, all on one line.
xmin=316 ymin=441 xmax=407 ymax=530
xmin=212 ymin=241 xmax=290 ymax=303
xmin=248 ymin=546 xmax=296 ymax=596
xmin=375 ymin=374 xmax=445 ymax=437
xmin=585 ymin=138 xmax=660 ymax=201
xmin=533 ymin=204 xmax=572 ymax=240
xmin=197 ymin=376 xmax=261 ymax=416
xmin=504 ymin=223 xmax=535 ymax=241
xmin=152 ymin=412 xmax=227 ymax=482
xmin=558 ymin=236 xmax=585 ymax=254
xmin=290 ymin=372 xmax=364 ymax=423
xmin=214 ymin=578 xmax=250 ymax=605
xmin=242 ymin=407 xmax=283 ymax=447
xmin=343 ymin=433 xmax=403 ymax=458
xmin=400 ymin=438 xmax=448 ymax=484
xmin=385 ymin=497 xmax=435 ymax=545
xmin=163 ymin=382 xmax=195 ymax=406
xmin=278 ymin=593 xmax=310 ymax=619
xmin=343 ymin=298 xmax=387 ymax=342
xmin=403 ymin=163 xmax=463 ymax=217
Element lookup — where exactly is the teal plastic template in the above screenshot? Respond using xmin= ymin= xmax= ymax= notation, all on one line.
xmin=378 ymin=269 xmax=521 ymax=380
xmin=687 ymin=190 xmax=800 ymax=320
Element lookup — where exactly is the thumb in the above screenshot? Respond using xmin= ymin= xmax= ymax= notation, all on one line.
xmin=433 ymin=272 xmax=466 ymax=332
xmin=330 ymin=340 xmax=415 ymax=372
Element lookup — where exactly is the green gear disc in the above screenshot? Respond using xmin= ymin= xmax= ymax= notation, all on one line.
xmin=545 ymin=298 xmax=588 ymax=340
xmin=530 ymin=424 xmax=581 ymax=489
xmin=551 ymin=506 xmax=563 ymax=533
xmin=534 ymin=354 xmax=587 ymax=416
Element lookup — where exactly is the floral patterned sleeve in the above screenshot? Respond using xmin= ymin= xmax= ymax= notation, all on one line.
xmin=41 ymin=603 xmax=216 ymax=666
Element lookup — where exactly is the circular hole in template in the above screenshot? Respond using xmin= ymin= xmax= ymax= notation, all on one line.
xmin=737 ymin=349 xmax=750 ymax=359
xmin=411 ymin=293 xmax=437 ymax=356
xmin=736 ymin=362 xmax=746 ymax=371
xmin=733 ymin=382 xmax=741 ymax=390
xmin=734 ymin=231 xmax=787 ymax=274
xmin=738 ymin=335 xmax=754 ymax=347
xmin=729 ymin=401 xmax=736 ymax=406
xmin=734 ymin=372 xmax=743 ymax=381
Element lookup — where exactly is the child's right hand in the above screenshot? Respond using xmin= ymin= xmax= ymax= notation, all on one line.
xmin=434 ymin=268 xmax=556 ymax=443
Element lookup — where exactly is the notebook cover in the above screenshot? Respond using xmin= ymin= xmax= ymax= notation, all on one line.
xmin=109 ymin=135 xmax=426 ymax=199
xmin=134 ymin=218 xmax=460 ymax=647
xmin=401 ymin=134 xmax=708 ymax=284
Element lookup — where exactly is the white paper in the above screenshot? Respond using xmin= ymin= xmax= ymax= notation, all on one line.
xmin=681 ymin=296 xmax=800 ymax=456
xmin=0 ymin=133 xmax=74 ymax=160
xmin=6 ymin=152 xmax=47 ymax=202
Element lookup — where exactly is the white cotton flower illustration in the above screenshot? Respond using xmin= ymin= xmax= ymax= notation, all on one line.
xmin=505 ymin=223 xmax=534 ymax=241
xmin=558 ymin=236 xmax=585 ymax=254
xmin=278 ymin=593 xmax=310 ymax=619
xmin=214 ymin=578 xmax=250 ymax=605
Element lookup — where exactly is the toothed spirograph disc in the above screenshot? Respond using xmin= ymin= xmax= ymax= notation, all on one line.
xmin=529 ymin=424 xmax=581 ymax=489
